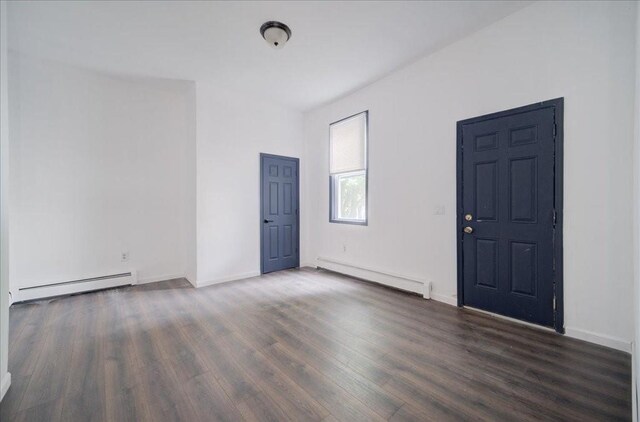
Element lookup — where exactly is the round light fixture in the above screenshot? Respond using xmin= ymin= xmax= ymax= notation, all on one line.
xmin=260 ymin=21 xmax=292 ymax=49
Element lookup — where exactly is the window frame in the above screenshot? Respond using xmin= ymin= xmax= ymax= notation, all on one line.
xmin=329 ymin=110 xmax=369 ymax=226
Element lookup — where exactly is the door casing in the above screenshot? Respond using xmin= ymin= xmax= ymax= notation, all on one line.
xmin=456 ymin=98 xmax=564 ymax=333
xmin=260 ymin=153 xmax=300 ymax=274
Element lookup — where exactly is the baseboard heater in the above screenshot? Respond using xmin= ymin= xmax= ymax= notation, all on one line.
xmin=14 ymin=270 xmax=137 ymax=303
xmin=316 ymin=256 xmax=428 ymax=297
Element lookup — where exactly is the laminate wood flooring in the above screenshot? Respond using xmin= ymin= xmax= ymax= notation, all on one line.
xmin=0 ymin=268 xmax=631 ymax=421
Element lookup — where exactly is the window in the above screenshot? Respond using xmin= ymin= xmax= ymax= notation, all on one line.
xmin=330 ymin=111 xmax=368 ymax=224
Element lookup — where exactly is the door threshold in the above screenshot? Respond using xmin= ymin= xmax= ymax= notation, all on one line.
xmin=463 ymin=306 xmax=557 ymax=334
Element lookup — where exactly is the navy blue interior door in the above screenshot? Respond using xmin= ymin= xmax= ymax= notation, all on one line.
xmin=261 ymin=154 xmax=300 ymax=274
xmin=458 ymin=101 xmax=562 ymax=329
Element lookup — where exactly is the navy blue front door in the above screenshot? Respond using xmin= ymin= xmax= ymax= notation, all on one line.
xmin=458 ymin=101 xmax=562 ymax=329
xmin=261 ymin=154 xmax=300 ymax=274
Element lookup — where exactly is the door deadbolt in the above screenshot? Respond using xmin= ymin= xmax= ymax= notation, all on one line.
xmin=464 ymin=214 xmax=473 ymax=221
xmin=463 ymin=226 xmax=474 ymax=234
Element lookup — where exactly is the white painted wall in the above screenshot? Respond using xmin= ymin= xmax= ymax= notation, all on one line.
xmin=195 ymin=82 xmax=304 ymax=286
xmin=5 ymin=53 xmax=304 ymax=295
xmin=633 ymin=2 xmax=640 ymax=419
xmin=7 ymin=54 xmax=196 ymax=292
xmin=303 ymin=1 xmax=637 ymax=351
xmin=0 ymin=0 xmax=12 ymax=402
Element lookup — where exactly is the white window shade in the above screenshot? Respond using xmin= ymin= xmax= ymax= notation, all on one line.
xmin=330 ymin=113 xmax=366 ymax=174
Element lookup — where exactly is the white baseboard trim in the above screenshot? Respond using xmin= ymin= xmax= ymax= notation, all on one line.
xmin=185 ymin=276 xmax=197 ymax=288
xmin=1 ymin=371 xmax=11 ymax=402
xmin=430 ymin=292 xmax=458 ymax=306
xmin=137 ymin=273 xmax=186 ymax=285
xmin=564 ymin=327 xmax=632 ymax=353
xmin=316 ymin=256 xmax=428 ymax=298
xmin=195 ymin=271 xmax=261 ymax=288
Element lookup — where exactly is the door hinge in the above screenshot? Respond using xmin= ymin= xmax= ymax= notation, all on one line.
xmin=553 ymin=296 xmax=556 ymax=311
xmin=552 ymin=209 xmax=557 ymax=227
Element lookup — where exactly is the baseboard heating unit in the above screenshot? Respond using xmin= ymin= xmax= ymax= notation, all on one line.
xmin=13 ymin=270 xmax=137 ymax=303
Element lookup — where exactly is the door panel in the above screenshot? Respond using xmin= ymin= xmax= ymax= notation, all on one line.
xmin=261 ymin=154 xmax=299 ymax=273
xmin=459 ymin=105 xmax=558 ymax=328
xmin=475 ymin=161 xmax=498 ymax=221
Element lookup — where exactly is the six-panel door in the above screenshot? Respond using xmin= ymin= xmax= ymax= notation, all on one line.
xmin=461 ymin=107 xmax=556 ymax=327
xmin=261 ymin=154 xmax=300 ymax=274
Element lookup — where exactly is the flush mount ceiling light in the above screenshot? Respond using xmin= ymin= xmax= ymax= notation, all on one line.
xmin=260 ymin=21 xmax=292 ymax=49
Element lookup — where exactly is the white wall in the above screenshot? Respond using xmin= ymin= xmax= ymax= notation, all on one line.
xmin=8 ymin=54 xmax=196 ymax=291
xmin=195 ymin=82 xmax=304 ymax=286
xmin=5 ymin=52 xmax=305 ymax=295
xmin=633 ymin=2 xmax=640 ymax=419
xmin=0 ymin=0 xmax=12 ymax=402
xmin=303 ymin=1 xmax=637 ymax=351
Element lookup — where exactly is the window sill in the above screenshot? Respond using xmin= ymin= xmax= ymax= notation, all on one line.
xmin=329 ymin=219 xmax=368 ymax=226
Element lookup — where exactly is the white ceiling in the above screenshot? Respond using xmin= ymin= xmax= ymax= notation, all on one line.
xmin=7 ymin=1 xmax=531 ymax=111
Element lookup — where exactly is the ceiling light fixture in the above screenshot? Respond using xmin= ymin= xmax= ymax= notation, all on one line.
xmin=260 ymin=21 xmax=292 ymax=49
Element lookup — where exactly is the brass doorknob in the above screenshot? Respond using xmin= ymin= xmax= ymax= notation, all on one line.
xmin=463 ymin=226 xmax=474 ymax=234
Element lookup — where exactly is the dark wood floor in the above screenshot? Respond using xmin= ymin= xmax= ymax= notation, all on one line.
xmin=0 ymin=268 xmax=631 ymax=421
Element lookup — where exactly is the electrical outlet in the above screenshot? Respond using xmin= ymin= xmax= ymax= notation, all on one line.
xmin=433 ymin=205 xmax=445 ymax=215
xmin=342 ymin=244 xmax=347 ymax=253
xmin=121 ymin=251 xmax=129 ymax=262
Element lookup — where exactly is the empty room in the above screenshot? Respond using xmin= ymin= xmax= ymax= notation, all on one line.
xmin=0 ymin=0 xmax=639 ymax=421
